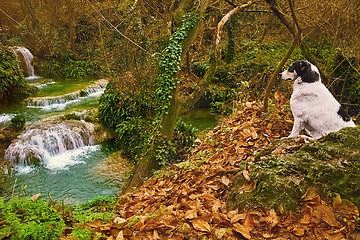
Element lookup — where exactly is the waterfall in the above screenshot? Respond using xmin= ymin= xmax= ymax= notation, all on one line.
xmin=25 ymin=80 xmax=107 ymax=111
xmin=4 ymin=120 xmax=94 ymax=166
xmin=12 ymin=46 xmax=39 ymax=79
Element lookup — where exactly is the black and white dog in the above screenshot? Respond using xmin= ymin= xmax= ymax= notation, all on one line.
xmin=280 ymin=60 xmax=356 ymax=139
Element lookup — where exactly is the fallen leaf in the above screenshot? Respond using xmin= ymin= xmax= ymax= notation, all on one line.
xmin=230 ymin=213 xmax=247 ymax=224
xmin=221 ymin=175 xmax=230 ymax=187
xmin=191 ymin=218 xmax=211 ymax=233
xmin=116 ymin=230 xmax=124 ymax=240
xmin=300 ymin=205 xmax=313 ymax=224
xmin=301 ymin=187 xmax=318 ymax=202
xmin=265 ymin=209 xmax=279 ymax=228
xmin=238 ymin=180 xmax=257 ymax=194
xmin=233 ymin=223 xmax=251 ymax=239
xmin=31 ymin=193 xmax=41 ymax=202
xmin=316 ymin=204 xmax=339 ymax=227
xmin=153 ymin=229 xmax=160 ymax=239
xmin=244 ymin=214 xmax=254 ymax=232
xmin=242 ymin=169 xmax=251 ymax=181
xmin=185 ymin=209 xmax=197 ymax=219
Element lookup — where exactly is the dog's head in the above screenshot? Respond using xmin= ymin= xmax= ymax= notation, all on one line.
xmin=280 ymin=60 xmax=320 ymax=83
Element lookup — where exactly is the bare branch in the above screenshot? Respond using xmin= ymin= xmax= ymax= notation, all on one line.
xmin=263 ymin=0 xmax=301 ymax=112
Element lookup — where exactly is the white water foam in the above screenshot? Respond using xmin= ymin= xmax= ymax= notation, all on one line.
xmin=45 ymin=145 xmax=99 ymax=171
xmin=14 ymin=145 xmax=99 ymax=173
xmin=36 ymin=81 xmax=56 ymax=89
xmin=26 ymin=86 xmax=105 ymax=111
xmin=5 ymin=121 xmax=92 ymax=166
xmin=0 ymin=113 xmax=14 ymax=125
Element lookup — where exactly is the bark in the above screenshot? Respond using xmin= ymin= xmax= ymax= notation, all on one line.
xmin=123 ymin=0 xmax=210 ymax=193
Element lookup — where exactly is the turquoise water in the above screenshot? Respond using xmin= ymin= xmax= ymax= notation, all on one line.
xmin=7 ymin=142 xmax=121 ymax=205
xmin=2 ymin=78 xmax=120 ymax=204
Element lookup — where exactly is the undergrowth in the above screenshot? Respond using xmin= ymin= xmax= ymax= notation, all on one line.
xmin=0 ymin=195 xmax=117 ymax=240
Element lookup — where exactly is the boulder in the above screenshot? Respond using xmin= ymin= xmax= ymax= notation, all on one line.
xmin=227 ymin=127 xmax=360 ymax=211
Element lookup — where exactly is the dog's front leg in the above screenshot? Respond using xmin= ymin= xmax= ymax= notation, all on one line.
xmin=287 ymin=118 xmax=304 ymax=138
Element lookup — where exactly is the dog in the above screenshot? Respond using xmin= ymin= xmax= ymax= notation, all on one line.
xmin=279 ymin=60 xmax=356 ymax=139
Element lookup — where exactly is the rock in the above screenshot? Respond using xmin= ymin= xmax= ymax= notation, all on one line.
xmin=227 ymin=127 xmax=360 ymax=212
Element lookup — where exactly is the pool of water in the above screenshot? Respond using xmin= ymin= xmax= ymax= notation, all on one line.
xmin=7 ymin=141 xmax=125 ymax=205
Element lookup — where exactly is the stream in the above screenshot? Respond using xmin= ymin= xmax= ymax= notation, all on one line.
xmin=1 ymin=77 xmax=219 ymax=205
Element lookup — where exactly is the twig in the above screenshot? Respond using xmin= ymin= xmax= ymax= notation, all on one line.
xmin=85 ymin=0 xmax=156 ymax=57
xmin=263 ymin=0 xmax=301 ymax=112
xmin=12 ymin=178 xmax=17 ymax=198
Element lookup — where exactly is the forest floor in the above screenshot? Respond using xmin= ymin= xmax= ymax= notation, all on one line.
xmin=71 ymin=96 xmax=360 ymax=240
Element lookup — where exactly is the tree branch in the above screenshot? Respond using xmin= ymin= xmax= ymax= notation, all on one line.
xmin=263 ymin=0 xmax=300 ymax=112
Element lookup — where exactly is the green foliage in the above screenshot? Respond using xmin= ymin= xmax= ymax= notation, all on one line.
xmin=0 ymin=197 xmax=65 ymax=239
xmin=69 ymin=228 xmax=92 ymax=240
xmin=40 ymin=57 xmax=102 ymax=79
xmin=155 ymin=119 xmax=198 ymax=166
xmin=155 ymin=14 xmax=199 ymax=119
xmin=72 ymin=196 xmax=116 ymax=224
xmin=99 ymin=81 xmax=155 ymax=160
xmin=11 ymin=114 xmax=26 ymax=131
xmin=99 ymin=15 xmax=199 ymax=164
xmin=0 ymin=47 xmax=36 ymax=104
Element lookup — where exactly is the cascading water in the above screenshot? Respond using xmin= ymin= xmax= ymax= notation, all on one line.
xmin=5 ymin=121 xmax=93 ymax=166
xmin=12 ymin=46 xmax=39 ymax=79
xmin=0 ymin=77 xmax=129 ymax=204
xmin=25 ymin=80 xmax=107 ymax=111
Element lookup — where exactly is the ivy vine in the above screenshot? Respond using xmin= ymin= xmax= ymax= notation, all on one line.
xmin=99 ymin=15 xmax=199 ymax=166
xmin=155 ymin=14 xmax=199 ymax=119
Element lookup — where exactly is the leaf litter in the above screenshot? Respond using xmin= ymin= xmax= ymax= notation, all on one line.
xmin=67 ymin=97 xmax=359 ymax=239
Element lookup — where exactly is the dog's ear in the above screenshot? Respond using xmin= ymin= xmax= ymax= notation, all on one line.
xmin=301 ymin=70 xmax=319 ymax=83
xmin=299 ymin=61 xmax=307 ymax=72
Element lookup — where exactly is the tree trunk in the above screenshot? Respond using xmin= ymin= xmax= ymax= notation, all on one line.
xmin=123 ymin=0 xmax=210 ymax=193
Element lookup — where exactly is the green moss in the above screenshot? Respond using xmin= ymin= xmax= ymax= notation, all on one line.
xmin=228 ymin=127 xmax=360 ymax=212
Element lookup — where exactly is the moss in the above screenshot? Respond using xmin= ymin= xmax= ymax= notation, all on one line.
xmin=228 ymin=127 xmax=360 ymax=212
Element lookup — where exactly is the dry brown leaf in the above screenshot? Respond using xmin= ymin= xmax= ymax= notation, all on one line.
xmin=262 ymin=232 xmax=273 ymax=238
xmin=142 ymin=220 xmax=163 ymax=231
xmin=115 ymin=230 xmax=124 ymax=240
xmin=265 ymin=209 xmax=279 ymax=228
xmin=199 ymin=193 xmax=217 ymax=201
xmin=301 ymin=187 xmax=318 ymax=202
xmin=242 ymin=169 xmax=251 ymax=181
xmin=87 ymin=219 xmax=103 ymax=228
xmin=31 ymin=193 xmax=41 ymax=202
xmin=153 ymin=229 xmax=160 ymax=239
xmin=290 ymin=225 xmax=305 ymax=236
xmin=230 ymin=213 xmax=247 ymax=224
xmin=238 ymin=180 xmax=257 ymax=194
xmin=316 ymin=204 xmax=339 ymax=227
xmin=191 ymin=218 xmax=211 ymax=233
xmin=185 ymin=209 xmax=197 ymax=220
xmin=244 ymin=214 xmax=254 ymax=232
xmin=300 ymin=205 xmax=313 ymax=224
xmin=221 ymin=175 xmax=230 ymax=187
xmin=233 ymin=223 xmax=251 ymax=239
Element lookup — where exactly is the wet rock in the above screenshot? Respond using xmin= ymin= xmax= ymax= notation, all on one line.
xmin=227 ymin=127 xmax=360 ymax=212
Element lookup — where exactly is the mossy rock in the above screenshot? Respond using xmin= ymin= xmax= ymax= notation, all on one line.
xmin=227 ymin=127 xmax=360 ymax=212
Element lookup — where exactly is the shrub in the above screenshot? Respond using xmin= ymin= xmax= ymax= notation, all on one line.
xmin=0 ymin=197 xmax=65 ymax=239
xmin=11 ymin=114 xmax=26 ymax=131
